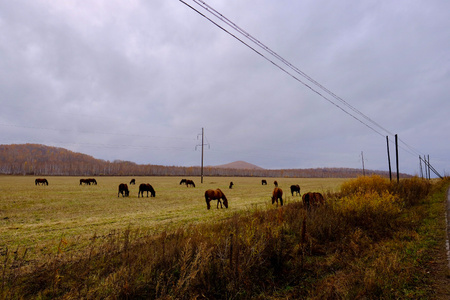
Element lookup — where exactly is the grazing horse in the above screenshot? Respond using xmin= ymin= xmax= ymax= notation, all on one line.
xmin=185 ymin=180 xmax=195 ymax=187
xmin=35 ymin=178 xmax=48 ymax=186
xmin=229 ymin=181 xmax=234 ymax=189
xmin=138 ymin=183 xmax=155 ymax=197
xmin=87 ymin=178 xmax=97 ymax=185
xmin=205 ymin=189 xmax=228 ymax=210
xmin=80 ymin=179 xmax=90 ymax=185
xmin=290 ymin=184 xmax=301 ymax=196
xmin=274 ymin=180 xmax=278 ymax=187
xmin=130 ymin=179 xmax=136 ymax=185
xmin=118 ymin=183 xmax=129 ymax=197
xmin=180 ymin=179 xmax=195 ymax=187
xmin=302 ymin=192 xmax=325 ymax=210
xmin=272 ymin=187 xmax=283 ymax=206
xmin=261 ymin=179 xmax=267 ymax=185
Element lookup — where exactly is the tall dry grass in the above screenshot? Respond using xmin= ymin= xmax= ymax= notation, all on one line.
xmin=1 ymin=175 xmax=446 ymax=299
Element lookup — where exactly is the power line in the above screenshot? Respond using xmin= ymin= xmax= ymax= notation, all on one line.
xmin=179 ymin=0 xmax=430 ymax=162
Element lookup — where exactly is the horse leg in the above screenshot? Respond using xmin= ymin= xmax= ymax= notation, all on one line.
xmin=205 ymin=197 xmax=211 ymax=210
xmin=279 ymin=196 xmax=283 ymax=206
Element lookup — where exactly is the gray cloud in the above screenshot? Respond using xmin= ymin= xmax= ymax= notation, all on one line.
xmin=1 ymin=0 xmax=449 ymax=176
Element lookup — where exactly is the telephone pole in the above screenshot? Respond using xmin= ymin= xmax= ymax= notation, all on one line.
xmin=196 ymin=128 xmax=209 ymax=184
xmin=361 ymin=151 xmax=365 ymax=176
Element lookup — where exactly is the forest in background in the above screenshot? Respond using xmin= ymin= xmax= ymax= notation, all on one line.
xmin=0 ymin=144 xmax=409 ymax=178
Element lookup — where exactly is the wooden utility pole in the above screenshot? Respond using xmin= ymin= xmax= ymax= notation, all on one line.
xmin=395 ymin=134 xmax=399 ymax=183
xmin=361 ymin=151 xmax=365 ymax=176
xmin=201 ymin=127 xmax=204 ymax=183
xmin=419 ymin=156 xmax=423 ymax=179
xmin=386 ymin=136 xmax=392 ymax=182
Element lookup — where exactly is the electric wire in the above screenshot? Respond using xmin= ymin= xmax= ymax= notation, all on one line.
xmin=180 ymin=0 xmax=434 ymax=166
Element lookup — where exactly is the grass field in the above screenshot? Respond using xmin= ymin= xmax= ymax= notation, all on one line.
xmin=0 ymin=176 xmax=346 ymax=256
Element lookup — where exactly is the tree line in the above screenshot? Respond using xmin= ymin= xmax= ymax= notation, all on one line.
xmin=0 ymin=144 xmax=407 ymax=178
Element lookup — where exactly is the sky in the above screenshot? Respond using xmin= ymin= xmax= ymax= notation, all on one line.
xmin=1 ymin=0 xmax=449 ymax=177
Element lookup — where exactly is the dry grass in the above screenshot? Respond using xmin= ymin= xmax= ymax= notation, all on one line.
xmin=0 ymin=175 xmax=448 ymax=299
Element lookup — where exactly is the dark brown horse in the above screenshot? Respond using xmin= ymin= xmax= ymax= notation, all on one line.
xmin=35 ymin=178 xmax=48 ymax=186
xmin=261 ymin=179 xmax=267 ymax=185
xmin=118 ymin=183 xmax=129 ymax=197
xmin=138 ymin=183 xmax=155 ymax=197
xmin=274 ymin=180 xmax=278 ymax=187
xmin=229 ymin=181 xmax=234 ymax=189
xmin=180 ymin=179 xmax=195 ymax=187
xmin=205 ymin=189 xmax=228 ymax=210
xmin=272 ymin=187 xmax=283 ymax=206
xmin=80 ymin=179 xmax=90 ymax=185
xmin=87 ymin=178 xmax=97 ymax=185
xmin=302 ymin=192 xmax=324 ymax=210
xmin=130 ymin=179 xmax=136 ymax=185
xmin=290 ymin=184 xmax=300 ymax=196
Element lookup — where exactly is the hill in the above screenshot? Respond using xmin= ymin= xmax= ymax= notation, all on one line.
xmin=213 ymin=161 xmax=264 ymax=170
xmin=0 ymin=143 xmax=410 ymax=178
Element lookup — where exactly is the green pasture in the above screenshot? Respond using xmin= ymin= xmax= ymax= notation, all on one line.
xmin=0 ymin=176 xmax=346 ymax=254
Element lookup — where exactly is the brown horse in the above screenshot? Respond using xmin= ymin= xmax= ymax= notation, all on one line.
xmin=138 ymin=183 xmax=155 ymax=197
xmin=272 ymin=187 xmax=283 ymax=206
xmin=261 ymin=179 xmax=267 ymax=185
xmin=80 ymin=179 xmax=90 ymax=185
xmin=302 ymin=192 xmax=324 ymax=210
xmin=118 ymin=183 xmax=129 ymax=197
xmin=290 ymin=184 xmax=300 ymax=196
xmin=35 ymin=178 xmax=48 ymax=185
xmin=274 ymin=180 xmax=278 ymax=187
xmin=205 ymin=189 xmax=228 ymax=210
xmin=130 ymin=179 xmax=136 ymax=185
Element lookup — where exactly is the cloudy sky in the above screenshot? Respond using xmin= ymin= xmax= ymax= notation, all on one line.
xmin=1 ymin=0 xmax=449 ymax=176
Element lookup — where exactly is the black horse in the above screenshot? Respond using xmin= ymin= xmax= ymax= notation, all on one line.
xmin=180 ymin=179 xmax=195 ymax=187
xmin=138 ymin=183 xmax=155 ymax=197
xmin=261 ymin=179 xmax=267 ymax=185
xmin=35 ymin=178 xmax=48 ymax=185
xmin=118 ymin=183 xmax=129 ymax=197
xmin=130 ymin=179 xmax=136 ymax=185
xmin=290 ymin=184 xmax=300 ymax=196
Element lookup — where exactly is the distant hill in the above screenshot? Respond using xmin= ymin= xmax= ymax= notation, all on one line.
xmin=213 ymin=161 xmax=264 ymax=170
xmin=0 ymin=143 xmax=411 ymax=178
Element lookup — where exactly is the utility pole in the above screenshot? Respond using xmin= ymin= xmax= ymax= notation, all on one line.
xmin=361 ymin=151 xmax=365 ymax=176
xmin=201 ymin=128 xmax=204 ymax=183
xmin=386 ymin=136 xmax=392 ymax=182
xmin=395 ymin=134 xmax=399 ymax=183
xmin=196 ymin=128 xmax=209 ymax=184
xmin=419 ymin=156 xmax=423 ymax=179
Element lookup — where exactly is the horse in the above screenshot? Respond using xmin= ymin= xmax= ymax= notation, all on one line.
xmin=138 ymin=183 xmax=155 ymax=197
xmin=118 ymin=183 xmax=129 ymax=197
xmin=87 ymin=178 xmax=97 ymax=185
xmin=205 ymin=189 xmax=228 ymax=210
xmin=180 ymin=179 xmax=187 ymax=185
xmin=80 ymin=179 xmax=90 ymax=185
xmin=35 ymin=178 xmax=48 ymax=186
xmin=272 ymin=187 xmax=283 ymax=206
xmin=130 ymin=179 xmax=136 ymax=185
xmin=229 ymin=181 xmax=234 ymax=189
xmin=261 ymin=179 xmax=267 ymax=185
xmin=185 ymin=180 xmax=195 ymax=187
xmin=302 ymin=192 xmax=324 ymax=210
xmin=274 ymin=180 xmax=278 ymax=187
xmin=290 ymin=184 xmax=301 ymax=196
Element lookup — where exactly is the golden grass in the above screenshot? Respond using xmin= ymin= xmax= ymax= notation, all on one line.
xmin=0 ymin=176 xmax=345 ymax=256
xmin=1 ymin=175 xmax=448 ymax=299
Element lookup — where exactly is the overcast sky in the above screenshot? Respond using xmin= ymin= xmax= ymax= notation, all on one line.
xmin=1 ymin=0 xmax=449 ymax=176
